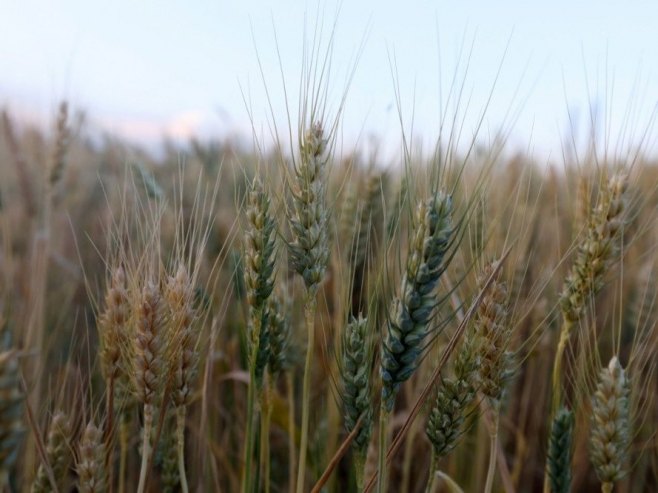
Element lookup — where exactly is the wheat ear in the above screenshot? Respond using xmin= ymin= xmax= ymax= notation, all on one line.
xmin=547 ymin=407 xmax=574 ymax=493
xmin=472 ymin=260 xmax=511 ymax=493
xmin=133 ymin=281 xmax=168 ymax=493
xmin=552 ymin=173 xmax=629 ymax=413
xmin=378 ymin=191 xmax=453 ymax=493
xmin=77 ymin=422 xmax=107 ymax=493
xmin=340 ymin=315 xmax=374 ymax=488
xmin=242 ymin=178 xmax=277 ymax=493
xmin=590 ymin=356 xmax=630 ymax=493
xmin=425 ymin=322 xmax=479 ymax=490
xmin=31 ymin=411 xmax=72 ymax=493
xmin=164 ymin=263 xmax=199 ymax=493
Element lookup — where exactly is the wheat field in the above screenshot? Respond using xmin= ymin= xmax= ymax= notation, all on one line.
xmin=1 ymin=36 xmax=658 ymax=493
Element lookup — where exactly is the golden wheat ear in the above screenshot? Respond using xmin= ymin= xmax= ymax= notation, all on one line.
xmin=31 ymin=411 xmax=72 ymax=493
xmin=76 ymin=421 xmax=107 ymax=493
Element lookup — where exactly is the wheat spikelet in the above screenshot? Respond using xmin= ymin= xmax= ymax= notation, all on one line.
xmin=426 ymin=326 xmax=478 ymax=460
xmin=166 ymin=263 xmax=198 ymax=408
xmin=244 ymin=179 xmax=277 ymax=385
xmin=288 ymin=122 xmax=330 ymax=294
xmin=99 ymin=266 xmax=131 ymax=383
xmin=340 ymin=315 xmax=374 ymax=486
xmin=590 ymin=356 xmax=630 ymax=490
xmin=132 ymin=278 xmax=169 ymax=493
xmin=560 ymin=173 xmax=629 ymax=325
xmin=474 ymin=261 xmax=512 ymax=403
xmin=133 ymin=281 xmax=168 ymax=407
xmin=77 ymin=422 xmax=107 ymax=493
xmin=547 ymin=406 xmax=574 ymax=493
xmin=242 ymin=178 xmax=278 ymax=493
xmin=267 ymin=295 xmax=292 ymax=377
xmin=31 ymin=411 xmax=72 ymax=493
xmin=381 ymin=191 xmax=453 ymax=412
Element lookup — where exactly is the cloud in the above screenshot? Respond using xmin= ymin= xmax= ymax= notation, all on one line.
xmin=99 ymin=109 xmax=222 ymax=144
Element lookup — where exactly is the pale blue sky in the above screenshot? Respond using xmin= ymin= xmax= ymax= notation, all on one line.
xmin=2 ymin=0 xmax=657 ymax=158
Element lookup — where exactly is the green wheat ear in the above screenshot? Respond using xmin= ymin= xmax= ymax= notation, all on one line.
xmin=381 ymin=191 xmax=453 ymax=412
xmin=547 ymin=407 xmax=574 ymax=493
xmin=244 ymin=178 xmax=278 ymax=386
xmin=267 ymin=295 xmax=292 ymax=377
xmin=288 ymin=122 xmax=330 ymax=294
xmin=340 ymin=316 xmax=374 ymax=456
xmin=426 ymin=324 xmax=478 ymax=460
xmin=590 ymin=356 xmax=631 ymax=491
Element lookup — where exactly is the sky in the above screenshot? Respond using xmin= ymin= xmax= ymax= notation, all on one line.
xmin=1 ymin=0 xmax=658 ymax=159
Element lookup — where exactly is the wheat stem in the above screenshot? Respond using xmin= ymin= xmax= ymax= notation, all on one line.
xmin=376 ymin=409 xmax=389 ymax=493
xmin=242 ymin=346 xmax=258 ymax=493
xmin=287 ymin=372 xmax=296 ymax=493
xmin=136 ymin=404 xmax=154 ymax=493
xmin=118 ymin=412 xmax=129 ymax=493
xmin=550 ymin=318 xmax=572 ymax=415
xmin=484 ymin=403 xmax=500 ymax=493
xmin=106 ymin=377 xmax=115 ymax=493
xmin=296 ymin=295 xmax=317 ymax=493
xmin=259 ymin=372 xmax=271 ymax=493
xmin=424 ymin=449 xmax=438 ymax=493
xmin=175 ymin=406 xmax=189 ymax=493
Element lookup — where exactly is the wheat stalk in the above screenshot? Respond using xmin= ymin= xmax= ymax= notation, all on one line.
xmin=133 ymin=280 xmax=168 ymax=493
xmin=288 ymin=122 xmax=330 ymax=493
xmin=242 ymin=178 xmax=277 ymax=493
